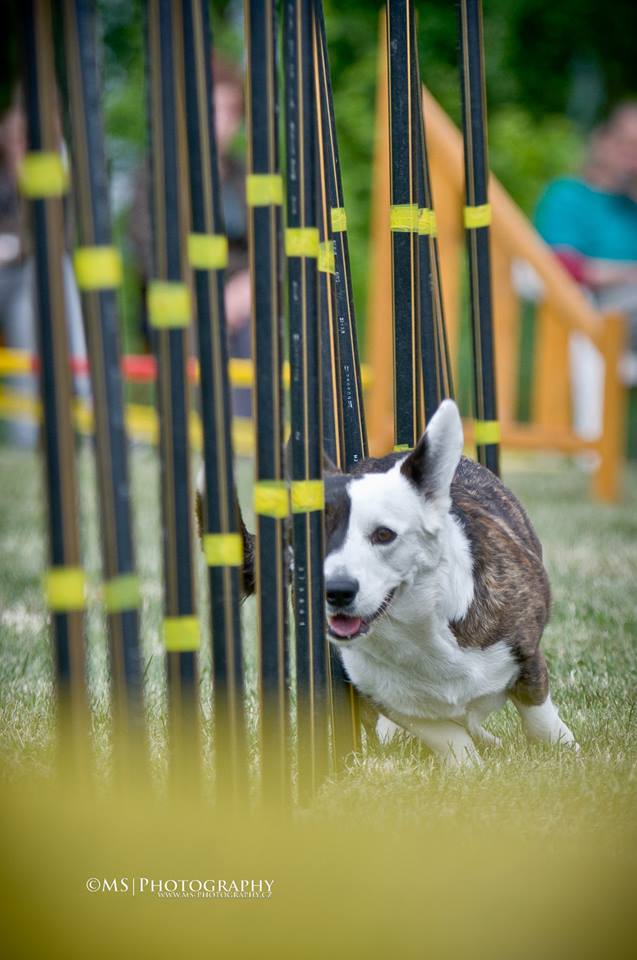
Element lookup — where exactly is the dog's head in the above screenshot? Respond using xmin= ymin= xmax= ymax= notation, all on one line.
xmin=324 ymin=400 xmax=463 ymax=644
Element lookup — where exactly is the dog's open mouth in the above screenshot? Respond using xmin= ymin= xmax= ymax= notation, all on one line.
xmin=327 ymin=590 xmax=396 ymax=642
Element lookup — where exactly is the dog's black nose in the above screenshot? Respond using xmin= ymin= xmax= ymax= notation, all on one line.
xmin=325 ymin=577 xmax=359 ymax=608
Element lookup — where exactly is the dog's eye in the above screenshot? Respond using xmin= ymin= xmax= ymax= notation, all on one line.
xmin=371 ymin=526 xmax=397 ymax=545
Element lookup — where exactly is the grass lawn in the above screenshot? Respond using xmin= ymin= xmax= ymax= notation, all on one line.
xmin=1 ymin=441 xmax=635 ymax=800
xmin=1 ymin=442 xmax=636 ymax=957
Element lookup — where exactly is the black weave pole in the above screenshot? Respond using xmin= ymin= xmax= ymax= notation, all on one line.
xmin=145 ymin=0 xmax=200 ymax=774
xmin=387 ymin=0 xmax=419 ymax=451
xmin=245 ymin=0 xmax=289 ymax=805
xmin=313 ymin=0 xmax=367 ymax=471
xmin=457 ymin=0 xmax=500 ymax=475
xmin=408 ymin=2 xmax=438 ymax=428
xmin=18 ymin=0 xmax=88 ymax=765
xmin=283 ymin=0 xmax=330 ymax=801
xmin=313 ymin=0 xmax=362 ymax=765
xmin=181 ymin=0 xmax=246 ymax=800
xmin=62 ymin=0 xmax=144 ymax=765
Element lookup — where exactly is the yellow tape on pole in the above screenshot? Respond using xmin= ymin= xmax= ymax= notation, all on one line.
xmin=291 ymin=479 xmax=324 ymax=513
xmin=253 ymin=481 xmax=288 ymax=518
xmin=418 ymin=208 xmax=438 ymax=237
xmin=103 ymin=574 xmax=140 ymax=612
xmin=187 ymin=233 xmax=228 ymax=270
xmin=147 ymin=281 xmax=191 ymax=329
xmin=163 ymin=616 xmax=200 ymax=652
xmin=18 ymin=152 xmax=68 ymax=198
xmin=474 ymin=419 xmax=500 ymax=445
xmin=393 ymin=444 xmax=412 ymax=452
xmin=463 ymin=203 xmax=492 ymax=229
xmin=74 ymin=246 xmax=123 ymax=290
xmin=318 ymin=241 xmax=335 ymax=274
xmin=246 ymin=173 xmax=283 ymax=207
xmin=44 ymin=567 xmax=86 ymax=611
xmin=284 ymin=227 xmax=319 ymax=258
xmin=390 ymin=204 xmax=419 ymax=232
xmin=330 ymin=207 xmax=347 ymax=232
xmin=203 ymin=533 xmax=244 ymax=567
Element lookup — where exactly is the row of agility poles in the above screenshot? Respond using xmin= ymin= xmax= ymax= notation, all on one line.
xmin=385 ymin=0 xmax=498 ymax=472
xmin=18 ymin=0 xmax=368 ymax=800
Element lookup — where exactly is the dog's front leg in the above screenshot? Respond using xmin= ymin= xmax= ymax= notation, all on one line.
xmin=399 ymin=717 xmax=481 ymax=769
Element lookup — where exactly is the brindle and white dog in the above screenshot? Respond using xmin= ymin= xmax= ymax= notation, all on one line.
xmin=322 ymin=400 xmax=577 ymax=766
xmin=198 ymin=399 xmax=577 ymax=768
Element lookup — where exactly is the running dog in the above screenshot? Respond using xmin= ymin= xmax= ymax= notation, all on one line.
xmin=197 ymin=399 xmax=577 ymax=767
xmin=323 ymin=400 xmax=577 ymax=767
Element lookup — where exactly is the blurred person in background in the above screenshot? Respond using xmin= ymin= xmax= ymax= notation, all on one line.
xmin=0 ymin=91 xmax=87 ymax=448
xmin=130 ymin=56 xmax=251 ymax=417
xmin=535 ymin=103 xmax=637 ymax=442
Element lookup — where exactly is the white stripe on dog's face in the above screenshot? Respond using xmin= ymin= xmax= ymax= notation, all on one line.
xmin=324 ymin=401 xmax=470 ymax=642
xmin=325 ymin=462 xmax=445 ymax=622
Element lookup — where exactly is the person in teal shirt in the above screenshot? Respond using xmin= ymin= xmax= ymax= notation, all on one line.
xmin=535 ymin=103 xmax=637 ymax=439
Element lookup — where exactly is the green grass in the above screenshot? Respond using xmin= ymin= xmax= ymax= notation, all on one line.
xmin=0 ymin=443 xmax=636 ymax=831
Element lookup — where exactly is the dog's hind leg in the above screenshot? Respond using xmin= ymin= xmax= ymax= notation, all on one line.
xmin=510 ymin=651 xmax=578 ymax=749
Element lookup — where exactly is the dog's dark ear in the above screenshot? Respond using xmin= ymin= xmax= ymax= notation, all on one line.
xmin=195 ymin=466 xmax=255 ymax=598
xmin=400 ymin=400 xmax=463 ymax=499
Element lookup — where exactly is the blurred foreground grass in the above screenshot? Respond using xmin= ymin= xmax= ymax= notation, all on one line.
xmin=0 ymin=443 xmax=636 ymax=957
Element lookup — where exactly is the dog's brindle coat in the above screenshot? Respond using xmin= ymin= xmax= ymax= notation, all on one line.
xmin=216 ymin=402 xmax=574 ymax=764
xmin=329 ymin=450 xmax=551 ymax=709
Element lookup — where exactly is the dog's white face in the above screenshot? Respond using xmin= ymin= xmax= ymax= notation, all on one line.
xmin=324 ymin=400 xmax=464 ymax=645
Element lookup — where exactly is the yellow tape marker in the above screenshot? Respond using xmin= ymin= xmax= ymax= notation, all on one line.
xmin=147 ymin=281 xmax=191 ymax=329
xmin=390 ymin=204 xmax=419 ymax=232
xmin=393 ymin=444 xmax=412 ymax=452
xmin=330 ymin=207 xmax=347 ymax=232
xmin=203 ymin=532 xmax=243 ymax=567
xmin=474 ymin=420 xmax=500 ymax=445
xmin=318 ymin=241 xmax=335 ymax=274
xmin=103 ymin=574 xmax=140 ymax=613
xmin=164 ymin=616 xmax=200 ymax=652
xmin=291 ymin=479 xmax=324 ymax=513
xmin=284 ymin=227 xmax=319 ymax=258
xmin=246 ymin=173 xmax=283 ymax=207
xmin=74 ymin=246 xmax=123 ymax=291
xmin=18 ymin=152 xmax=68 ymax=198
xmin=464 ymin=203 xmax=492 ymax=229
xmin=44 ymin=567 xmax=86 ymax=611
xmin=253 ymin=480 xmax=288 ymax=518
xmin=187 ymin=233 xmax=228 ymax=270
xmin=418 ymin=208 xmax=438 ymax=237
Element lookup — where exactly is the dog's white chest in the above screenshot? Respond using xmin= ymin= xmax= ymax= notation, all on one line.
xmin=339 ymin=622 xmax=518 ymax=722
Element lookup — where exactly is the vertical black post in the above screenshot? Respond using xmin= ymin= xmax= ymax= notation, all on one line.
xmin=18 ymin=0 xmax=88 ymax=766
xmin=313 ymin=0 xmax=367 ymax=471
xmin=387 ymin=0 xmax=419 ymax=451
xmin=62 ymin=0 xmax=144 ymax=767
xmin=181 ymin=0 xmax=246 ymax=800
xmin=145 ymin=0 xmax=199 ymax=776
xmin=313 ymin=0 xmax=362 ymax=766
xmin=283 ymin=0 xmax=330 ymax=801
xmin=458 ymin=0 xmax=500 ymax=474
xmin=245 ymin=0 xmax=289 ymax=805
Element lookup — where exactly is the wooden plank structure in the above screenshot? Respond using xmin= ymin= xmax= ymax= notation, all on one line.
xmin=245 ymin=0 xmax=290 ymax=804
xmin=181 ymin=0 xmax=246 ymax=798
xmin=18 ymin=0 xmax=88 ymax=765
xmin=62 ymin=0 xmax=144 ymax=767
xmin=145 ymin=0 xmax=200 ymax=775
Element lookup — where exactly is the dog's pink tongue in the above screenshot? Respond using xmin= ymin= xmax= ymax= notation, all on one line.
xmin=329 ymin=615 xmax=363 ymax=638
